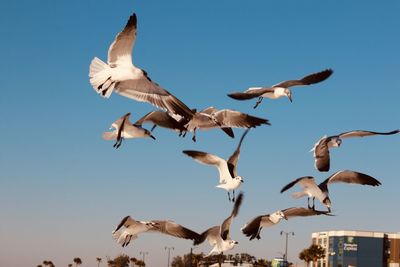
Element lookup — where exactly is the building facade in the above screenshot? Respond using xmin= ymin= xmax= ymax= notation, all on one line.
xmin=311 ymin=230 xmax=400 ymax=267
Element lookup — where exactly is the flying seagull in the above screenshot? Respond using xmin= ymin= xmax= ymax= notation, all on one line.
xmin=311 ymin=129 xmax=400 ymax=172
xmin=241 ymin=207 xmax=332 ymax=240
xmin=228 ymin=69 xmax=333 ymax=108
xmin=89 ymin=12 xmax=193 ymax=119
xmin=102 ymin=112 xmax=155 ymax=148
xmin=194 ymin=192 xmax=243 ymax=256
xmin=183 ymin=107 xmax=269 ymax=142
xmin=280 ymin=170 xmax=381 ymax=212
xmin=183 ymin=129 xmax=250 ymax=201
xmin=112 ymin=215 xmax=200 ymax=247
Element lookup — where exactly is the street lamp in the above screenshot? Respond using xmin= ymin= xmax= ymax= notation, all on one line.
xmin=280 ymin=231 xmax=295 ymax=266
xmin=139 ymin=251 xmax=149 ymax=264
xmin=165 ymin=246 xmax=174 ymax=267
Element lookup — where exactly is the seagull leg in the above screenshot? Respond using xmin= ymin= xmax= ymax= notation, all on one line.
xmin=227 ymin=192 xmax=231 ymax=202
xmin=307 ymin=197 xmax=311 ymax=209
xmin=253 ymin=97 xmax=263 ymax=109
xmin=192 ymin=128 xmax=197 ymax=142
xmin=312 ymin=197 xmax=316 ymax=210
xmin=232 ymin=190 xmax=236 ymax=202
xmin=151 ymin=124 xmax=157 ymax=132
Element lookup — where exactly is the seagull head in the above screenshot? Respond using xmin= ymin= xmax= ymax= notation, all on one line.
xmin=322 ymin=197 xmax=332 ymax=212
xmin=284 ymin=88 xmax=293 ymax=103
xmin=228 ymin=239 xmax=239 ymax=248
xmin=277 ymin=210 xmax=288 ymax=221
xmin=235 ymin=176 xmax=244 ymax=183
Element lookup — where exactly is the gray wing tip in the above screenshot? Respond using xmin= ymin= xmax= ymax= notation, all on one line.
xmin=127 ymin=13 xmax=137 ymax=28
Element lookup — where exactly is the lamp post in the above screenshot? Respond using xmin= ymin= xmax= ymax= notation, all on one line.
xmin=165 ymin=246 xmax=174 ymax=267
xmin=280 ymin=231 xmax=295 ymax=266
xmin=139 ymin=251 xmax=149 ymax=265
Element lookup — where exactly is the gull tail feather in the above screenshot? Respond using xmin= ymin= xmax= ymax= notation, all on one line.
xmin=89 ymin=57 xmax=115 ymax=98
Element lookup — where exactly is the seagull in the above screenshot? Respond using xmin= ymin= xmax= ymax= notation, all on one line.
xmin=193 ymin=192 xmax=243 ymax=256
xmin=112 ymin=216 xmax=200 ymax=247
xmin=241 ymin=207 xmax=332 ymax=240
xmin=183 ymin=129 xmax=250 ymax=201
xmin=280 ymin=170 xmax=381 ymax=212
xmin=311 ymin=129 xmax=400 ymax=172
xmin=227 ymin=69 xmax=333 ymax=108
xmin=89 ymin=12 xmax=193 ymax=119
xmin=184 ymin=107 xmax=270 ymax=142
xmin=102 ymin=112 xmax=155 ymax=148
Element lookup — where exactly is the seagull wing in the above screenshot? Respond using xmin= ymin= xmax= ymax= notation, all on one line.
xmin=312 ymin=136 xmax=331 ymax=172
xmin=220 ymin=192 xmax=243 ymax=240
xmin=115 ymin=78 xmax=194 ymax=119
xmin=227 ymin=87 xmax=275 ymax=100
xmin=200 ymin=106 xmax=219 ymax=115
xmin=282 ymin=207 xmax=333 ymax=219
xmin=182 ymin=150 xmax=228 ymax=183
xmin=107 ymin=13 xmax=137 ymax=67
xmin=280 ymin=176 xmax=316 ymax=193
xmin=227 ymin=129 xmax=250 ymax=177
xmin=213 ymin=109 xmax=271 ymax=128
xmin=134 ymin=110 xmax=184 ymax=131
xmin=241 ymin=215 xmax=274 ymax=240
xmin=338 ymin=129 xmax=400 ymax=139
xmin=194 ymin=226 xmax=220 ymax=246
xmin=274 ymin=69 xmax=333 ymax=88
xmin=112 ymin=216 xmax=138 ymax=233
xmin=321 ymin=170 xmax=381 ymax=187
xmin=151 ymin=220 xmax=200 ymax=241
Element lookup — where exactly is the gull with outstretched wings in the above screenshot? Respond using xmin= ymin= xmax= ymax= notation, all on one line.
xmin=241 ymin=207 xmax=332 ymax=240
xmin=228 ymin=69 xmax=333 ymax=108
xmin=89 ymin=13 xmax=193 ymax=119
xmin=112 ymin=216 xmax=200 ymax=247
xmin=280 ymin=170 xmax=381 ymax=212
xmin=193 ymin=192 xmax=243 ymax=256
xmin=183 ymin=130 xmax=250 ymax=201
xmin=311 ymin=129 xmax=399 ymax=172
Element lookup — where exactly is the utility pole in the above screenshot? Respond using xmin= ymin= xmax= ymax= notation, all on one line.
xmin=139 ymin=251 xmax=149 ymax=265
xmin=165 ymin=246 xmax=174 ymax=267
xmin=280 ymin=231 xmax=295 ymax=266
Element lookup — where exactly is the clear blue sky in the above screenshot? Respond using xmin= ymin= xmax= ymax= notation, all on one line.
xmin=1 ymin=1 xmax=399 ymax=266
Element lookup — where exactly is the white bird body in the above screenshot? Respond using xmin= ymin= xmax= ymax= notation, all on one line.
xmin=216 ymin=177 xmax=242 ymax=191
xmin=245 ymin=87 xmax=286 ymax=99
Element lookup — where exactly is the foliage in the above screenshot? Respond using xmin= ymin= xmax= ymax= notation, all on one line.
xmin=299 ymin=244 xmax=326 ymax=264
xmin=73 ymin=257 xmax=82 ymax=266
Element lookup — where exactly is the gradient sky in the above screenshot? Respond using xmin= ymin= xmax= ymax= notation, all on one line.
xmin=1 ymin=1 xmax=399 ymax=266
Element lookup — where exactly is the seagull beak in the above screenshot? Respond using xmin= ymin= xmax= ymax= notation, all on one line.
xmin=234 ymin=241 xmax=239 ymax=244
xmin=241 ymin=179 xmax=244 ymax=183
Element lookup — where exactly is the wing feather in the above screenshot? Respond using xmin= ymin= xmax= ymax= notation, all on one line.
xmin=108 ymin=13 xmax=137 ymax=66
xmin=274 ymin=69 xmax=333 ymax=88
